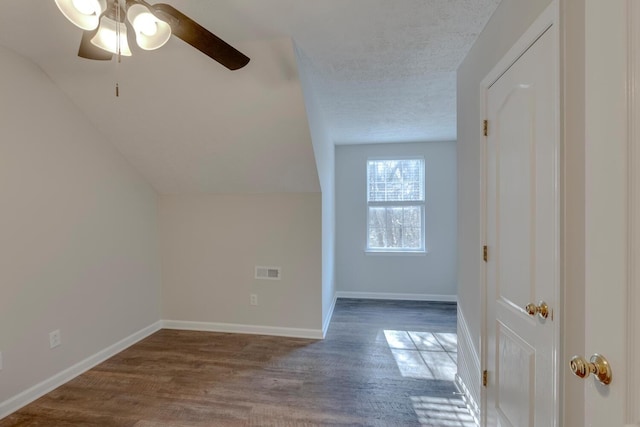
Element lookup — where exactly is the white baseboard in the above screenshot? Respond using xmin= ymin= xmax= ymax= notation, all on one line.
xmin=162 ymin=320 xmax=323 ymax=340
xmin=322 ymin=294 xmax=338 ymax=338
xmin=335 ymin=291 xmax=457 ymax=302
xmin=0 ymin=321 xmax=162 ymax=421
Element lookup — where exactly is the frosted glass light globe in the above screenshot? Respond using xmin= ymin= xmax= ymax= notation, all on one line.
xmin=72 ymin=0 xmax=99 ymax=15
xmin=55 ymin=0 xmax=106 ymax=30
xmin=127 ymin=4 xmax=172 ymax=50
xmin=134 ymin=13 xmax=158 ymax=36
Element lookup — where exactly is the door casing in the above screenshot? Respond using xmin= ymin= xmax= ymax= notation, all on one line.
xmin=627 ymin=1 xmax=640 ymax=422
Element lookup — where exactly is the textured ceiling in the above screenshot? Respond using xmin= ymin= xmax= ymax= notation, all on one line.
xmin=0 ymin=0 xmax=500 ymax=193
xmin=287 ymin=0 xmax=502 ymax=144
xmin=197 ymin=0 xmax=501 ymax=143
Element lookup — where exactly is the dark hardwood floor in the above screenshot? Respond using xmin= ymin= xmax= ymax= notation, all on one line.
xmin=1 ymin=299 xmax=474 ymax=427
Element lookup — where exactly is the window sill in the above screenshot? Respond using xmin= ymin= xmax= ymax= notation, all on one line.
xmin=364 ymin=250 xmax=428 ymax=256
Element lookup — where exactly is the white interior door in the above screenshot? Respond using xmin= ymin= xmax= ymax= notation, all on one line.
xmin=484 ymin=9 xmax=559 ymax=427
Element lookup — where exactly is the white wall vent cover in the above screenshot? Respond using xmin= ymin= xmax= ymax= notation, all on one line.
xmin=255 ymin=266 xmax=282 ymax=280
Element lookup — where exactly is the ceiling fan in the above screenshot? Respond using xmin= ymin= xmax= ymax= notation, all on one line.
xmin=54 ymin=0 xmax=250 ymax=70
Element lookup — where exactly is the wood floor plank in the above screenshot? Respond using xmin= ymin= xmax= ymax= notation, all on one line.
xmin=0 ymin=299 xmax=471 ymax=427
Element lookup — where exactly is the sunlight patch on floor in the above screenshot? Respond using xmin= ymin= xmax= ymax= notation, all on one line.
xmin=411 ymin=396 xmax=476 ymax=427
xmin=384 ymin=330 xmax=457 ymax=381
xmin=383 ymin=330 xmax=474 ymax=425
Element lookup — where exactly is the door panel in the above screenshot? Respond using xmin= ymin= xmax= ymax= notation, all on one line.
xmin=485 ymin=17 xmax=559 ymax=427
xmin=495 ymin=87 xmax=533 ymax=311
xmin=496 ymin=321 xmax=534 ymax=427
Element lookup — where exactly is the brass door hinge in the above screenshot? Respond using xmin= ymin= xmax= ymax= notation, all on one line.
xmin=483 ymin=245 xmax=488 ymax=262
xmin=483 ymin=370 xmax=488 ymax=387
xmin=483 ymin=120 xmax=489 ymax=136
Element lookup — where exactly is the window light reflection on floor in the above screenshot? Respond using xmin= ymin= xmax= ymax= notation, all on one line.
xmin=383 ymin=330 xmax=457 ymax=381
xmin=410 ymin=396 xmax=476 ymax=427
xmin=383 ymin=330 xmax=474 ymax=426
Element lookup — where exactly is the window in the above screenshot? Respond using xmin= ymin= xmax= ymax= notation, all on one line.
xmin=367 ymin=158 xmax=425 ymax=253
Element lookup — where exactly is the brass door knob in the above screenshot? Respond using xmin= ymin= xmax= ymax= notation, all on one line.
xmin=525 ymin=301 xmax=549 ymax=319
xmin=570 ymin=354 xmax=612 ymax=385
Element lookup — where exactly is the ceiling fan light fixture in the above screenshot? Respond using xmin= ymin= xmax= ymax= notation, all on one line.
xmin=90 ymin=15 xmax=132 ymax=56
xmin=55 ymin=0 xmax=107 ymax=30
xmin=127 ymin=4 xmax=172 ymax=50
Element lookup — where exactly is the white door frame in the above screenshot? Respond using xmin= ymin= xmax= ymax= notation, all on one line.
xmin=479 ymin=2 xmax=561 ymax=425
xmin=627 ymin=1 xmax=640 ymax=423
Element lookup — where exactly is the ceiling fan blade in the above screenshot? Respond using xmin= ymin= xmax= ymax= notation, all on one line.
xmin=150 ymin=3 xmax=250 ymax=70
xmin=78 ymin=29 xmax=113 ymax=61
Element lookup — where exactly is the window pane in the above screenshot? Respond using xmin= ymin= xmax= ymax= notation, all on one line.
xmin=389 ymin=227 xmax=403 ymax=248
xmin=403 ymin=227 xmax=422 ymax=248
xmin=367 ymin=159 xmax=424 ymax=202
xmin=368 ymin=206 xmax=423 ymax=251
xmin=368 ymin=227 xmax=386 ymax=248
xmin=403 ymin=206 xmax=420 ymax=227
xmin=388 ymin=207 xmax=404 ymax=228
xmin=368 ymin=206 xmax=386 ymax=227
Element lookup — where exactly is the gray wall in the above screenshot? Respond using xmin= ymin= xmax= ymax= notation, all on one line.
xmin=0 ymin=46 xmax=162 ymax=404
xmin=335 ymin=142 xmax=457 ymax=298
xmin=159 ymin=193 xmax=322 ymax=332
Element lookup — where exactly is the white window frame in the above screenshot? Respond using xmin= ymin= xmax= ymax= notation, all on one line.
xmin=365 ymin=157 xmax=426 ymax=254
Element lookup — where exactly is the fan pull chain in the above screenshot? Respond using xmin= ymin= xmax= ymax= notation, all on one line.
xmin=116 ymin=1 xmax=122 ymax=63
xmin=115 ymin=0 xmax=121 ymax=97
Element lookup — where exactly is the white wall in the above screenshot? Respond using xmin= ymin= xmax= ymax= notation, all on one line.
xmin=0 ymin=47 xmax=162 ymax=404
xmin=160 ymin=193 xmax=322 ymax=333
xmin=335 ymin=142 xmax=457 ymax=298
xmin=295 ymin=45 xmax=337 ymax=332
xmin=456 ymin=0 xmax=553 ymax=414
xmin=49 ymin=37 xmax=322 ymax=196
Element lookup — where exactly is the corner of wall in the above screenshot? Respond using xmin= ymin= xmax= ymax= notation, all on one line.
xmin=294 ymin=42 xmax=337 ymax=330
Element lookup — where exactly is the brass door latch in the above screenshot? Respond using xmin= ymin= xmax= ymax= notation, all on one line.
xmin=570 ymin=354 xmax=612 ymax=385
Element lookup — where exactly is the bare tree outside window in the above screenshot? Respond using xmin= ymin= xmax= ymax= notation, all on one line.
xmin=367 ymin=159 xmax=425 ymax=252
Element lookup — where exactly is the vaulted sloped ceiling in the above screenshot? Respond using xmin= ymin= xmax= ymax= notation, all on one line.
xmin=45 ymin=36 xmax=319 ymax=194
xmin=0 ymin=0 xmax=500 ymax=194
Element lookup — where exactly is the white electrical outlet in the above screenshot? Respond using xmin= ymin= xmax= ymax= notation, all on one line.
xmin=49 ymin=330 xmax=61 ymax=349
xmin=250 ymin=294 xmax=258 ymax=306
